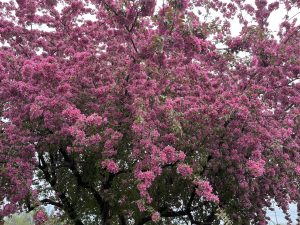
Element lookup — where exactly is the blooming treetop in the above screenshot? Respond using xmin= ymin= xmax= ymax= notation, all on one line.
xmin=0 ymin=0 xmax=299 ymax=224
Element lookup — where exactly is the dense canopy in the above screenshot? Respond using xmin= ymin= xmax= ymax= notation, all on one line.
xmin=0 ymin=0 xmax=299 ymax=224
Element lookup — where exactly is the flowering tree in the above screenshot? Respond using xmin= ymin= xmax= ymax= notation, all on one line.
xmin=0 ymin=0 xmax=299 ymax=224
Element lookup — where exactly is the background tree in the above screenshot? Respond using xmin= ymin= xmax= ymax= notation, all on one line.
xmin=4 ymin=209 xmax=66 ymax=225
xmin=0 ymin=0 xmax=299 ymax=224
xmin=4 ymin=212 xmax=35 ymax=225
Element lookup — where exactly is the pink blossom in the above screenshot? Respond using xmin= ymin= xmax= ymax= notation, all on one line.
xmin=136 ymin=171 xmax=155 ymax=182
xmin=136 ymin=200 xmax=146 ymax=212
xmin=151 ymin=211 xmax=161 ymax=223
xmin=29 ymin=104 xmax=43 ymax=120
xmin=176 ymin=163 xmax=193 ymax=176
xmin=62 ymin=106 xmax=85 ymax=123
xmin=101 ymin=160 xmax=119 ymax=174
xmin=177 ymin=151 xmax=186 ymax=161
xmin=34 ymin=210 xmax=48 ymax=225
xmin=85 ymin=113 xmax=103 ymax=126
xmin=295 ymin=166 xmax=300 ymax=176
xmin=194 ymin=180 xmax=219 ymax=203
xmin=246 ymin=159 xmax=265 ymax=177
xmin=163 ymin=146 xmax=177 ymax=163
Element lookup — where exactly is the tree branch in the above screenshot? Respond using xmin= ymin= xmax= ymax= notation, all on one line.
xmin=37 ymin=153 xmax=84 ymax=225
xmin=40 ymin=198 xmax=63 ymax=208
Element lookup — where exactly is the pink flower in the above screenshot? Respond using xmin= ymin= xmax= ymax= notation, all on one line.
xmin=295 ymin=166 xmax=300 ymax=176
xmin=177 ymin=163 xmax=193 ymax=176
xmin=246 ymin=159 xmax=265 ymax=177
xmin=104 ymin=140 xmax=114 ymax=150
xmin=101 ymin=160 xmax=119 ymax=174
xmin=62 ymin=106 xmax=85 ymax=123
xmin=151 ymin=211 xmax=161 ymax=223
xmin=29 ymin=104 xmax=43 ymax=120
xmin=136 ymin=200 xmax=146 ymax=212
xmin=34 ymin=210 xmax=48 ymax=225
xmin=137 ymin=171 xmax=155 ymax=182
xmin=177 ymin=151 xmax=186 ymax=161
xmin=158 ymin=151 xmax=168 ymax=164
xmin=194 ymin=180 xmax=219 ymax=203
xmin=137 ymin=183 xmax=148 ymax=192
xmin=111 ymin=131 xmax=123 ymax=141
xmin=151 ymin=129 xmax=160 ymax=139
xmin=85 ymin=113 xmax=103 ymax=126
xmin=163 ymin=146 xmax=177 ymax=163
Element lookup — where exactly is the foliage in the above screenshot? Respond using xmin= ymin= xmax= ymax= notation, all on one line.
xmin=4 ymin=212 xmax=35 ymax=225
xmin=0 ymin=0 xmax=299 ymax=224
xmin=3 ymin=209 xmax=66 ymax=225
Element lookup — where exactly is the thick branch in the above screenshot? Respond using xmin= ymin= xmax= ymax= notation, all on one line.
xmin=25 ymin=197 xmax=63 ymax=212
xmin=58 ymin=148 xmax=113 ymax=224
xmin=58 ymin=147 xmax=104 ymax=205
xmin=40 ymin=198 xmax=63 ymax=208
xmin=37 ymin=153 xmax=84 ymax=225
